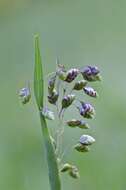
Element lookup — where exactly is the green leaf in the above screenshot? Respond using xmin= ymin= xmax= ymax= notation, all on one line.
xmin=34 ymin=35 xmax=61 ymax=190
xmin=34 ymin=35 xmax=43 ymax=109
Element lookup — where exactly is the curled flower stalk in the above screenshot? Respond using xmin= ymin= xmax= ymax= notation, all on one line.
xmin=19 ymin=36 xmax=102 ymax=190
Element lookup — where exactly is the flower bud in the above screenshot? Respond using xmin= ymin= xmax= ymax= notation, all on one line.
xmin=41 ymin=107 xmax=55 ymax=120
xmin=19 ymin=87 xmax=31 ymax=104
xmin=78 ymin=121 xmax=90 ymax=129
xmin=57 ymin=70 xmax=67 ymax=80
xmin=48 ymin=75 xmax=56 ymax=94
xmin=66 ymin=119 xmax=81 ymax=128
xmin=66 ymin=119 xmax=90 ymax=129
xmin=74 ymin=143 xmax=90 ymax=152
xmin=65 ymin=68 xmax=79 ymax=83
xmin=79 ymin=134 xmax=95 ymax=145
xmin=79 ymin=102 xmax=95 ymax=119
xmin=73 ymin=80 xmax=87 ymax=90
xmin=83 ymin=87 xmax=98 ymax=98
xmin=81 ymin=66 xmax=101 ymax=82
xmin=69 ymin=166 xmax=80 ymax=179
xmin=56 ymin=64 xmax=67 ymax=81
xmin=62 ymin=94 xmax=75 ymax=109
xmin=48 ymin=89 xmax=59 ymax=105
xmin=60 ymin=163 xmax=72 ymax=172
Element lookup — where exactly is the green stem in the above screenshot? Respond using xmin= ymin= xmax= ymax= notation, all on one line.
xmin=39 ymin=113 xmax=61 ymax=190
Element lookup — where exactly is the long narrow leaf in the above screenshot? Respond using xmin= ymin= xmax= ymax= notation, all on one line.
xmin=34 ymin=35 xmax=43 ymax=109
xmin=34 ymin=35 xmax=61 ymax=190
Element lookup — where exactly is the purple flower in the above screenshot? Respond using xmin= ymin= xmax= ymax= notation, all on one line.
xmin=48 ymin=75 xmax=56 ymax=94
xmin=65 ymin=68 xmax=79 ymax=83
xmin=90 ymin=66 xmax=99 ymax=75
xmin=83 ymin=87 xmax=98 ymax=98
xmin=48 ymin=89 xmax=59 ymax=105
xmin=62 ymin=94 xmax=75 ymax=108
xmin=81 ymin=66 xmax=101 ymax=82
xmin=79 ymin=102 xmax=95 ymax=119
xmin=19 ymin=87 xmax=31 ymax=104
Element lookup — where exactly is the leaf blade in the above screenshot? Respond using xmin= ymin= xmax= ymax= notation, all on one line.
xmin=34 ymin=35 xmax=43 ymax=109
xmin=34 ymin=35 xmax=61 ymax=190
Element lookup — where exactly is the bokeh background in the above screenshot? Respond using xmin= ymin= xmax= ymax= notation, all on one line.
xmin=0 ymin=0 xmax=126 ymax=189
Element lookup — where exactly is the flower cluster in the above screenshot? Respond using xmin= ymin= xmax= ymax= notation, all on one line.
xmin=19 ymin=64 xmax=102 ymax=179
xmin=46 ymin=64 xmax=101 ymax=178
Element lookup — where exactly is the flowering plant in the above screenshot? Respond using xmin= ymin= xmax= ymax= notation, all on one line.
xmin=19 ymin=36 xmax=102 ymax=190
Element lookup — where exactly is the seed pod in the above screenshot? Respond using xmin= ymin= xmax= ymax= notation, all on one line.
xmin=48 ymin=75 xmax=56 ymax=94
xmin=41 ymin=107 xmax=55 ymax=120
xmin=67 ymin=119 xmax=90 ymax=129
xmin=62 ymin=94 xmax=75 ymax=109
xmin=60 ymin=163 xmax=72 ymax=172
xmin=48 ymin=89 xmax=59 ymax=105
xmin=69 ymin=166 xmax=80 ymax=179
xmin=83 ymin=87 xmax=98 ymax=98
xmin=19 ymin=87 xmax=31 ymax=104
xmin=79 ymin=135 xmax=95 ymax=145
xmin=81 ymin=66 xmax=101 ymax=82
xmin=79 ymin=102 xmax=95 ymax=119
xmin=74 ymin=143 xmax=90 ymax=152
xmin=73 ymin=80 xmax=87 ymax=90
xmin=65 ymin=68 xmax=79 ymax=83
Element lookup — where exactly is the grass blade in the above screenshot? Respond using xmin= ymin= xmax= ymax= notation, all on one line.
xmin=34 ymin=35 xmax=43 ymax=109
xmin=34 ymin=35 xmax=61 ymax=190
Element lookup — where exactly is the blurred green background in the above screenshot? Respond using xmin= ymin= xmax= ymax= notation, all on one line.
xmin=0 ymin=0 xmax=126 ymax=189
